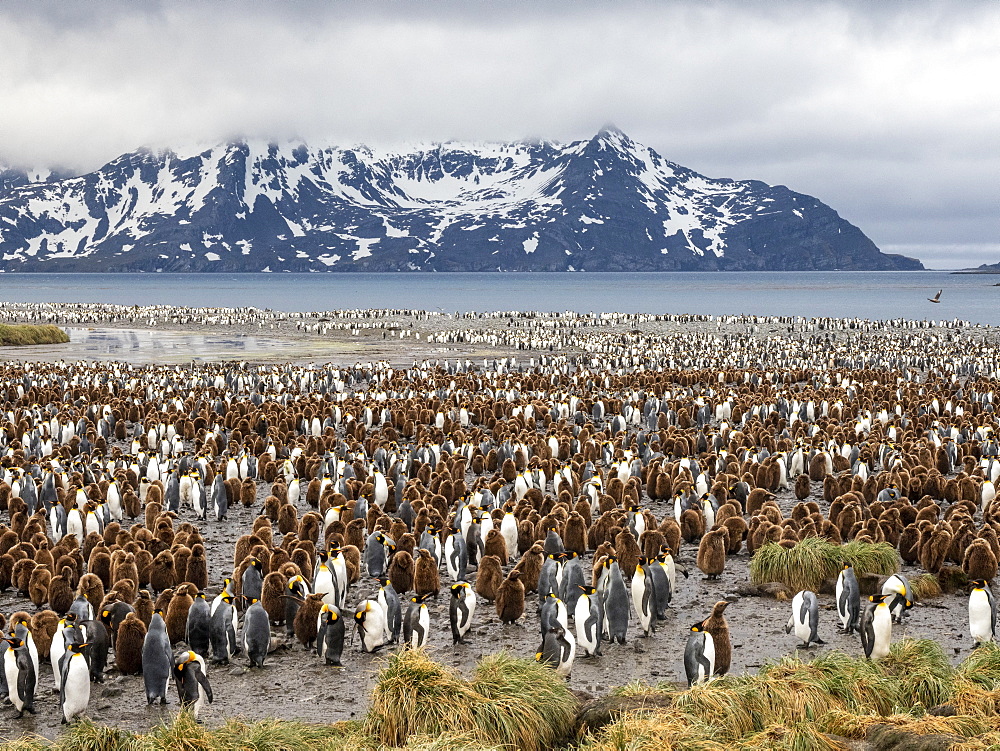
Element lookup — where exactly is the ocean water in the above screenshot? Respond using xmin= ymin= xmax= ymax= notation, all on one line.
xmin=0 ymin=272 xmax=997 ymax=324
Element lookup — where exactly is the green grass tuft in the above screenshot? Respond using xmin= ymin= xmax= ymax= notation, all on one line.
xmin=749 ymin=537 xmax=899 ymax=593
xmin=0 ymin=323 xmax=69 ymax=346
xmin=957 ymin=641 xmax=1000 ymax=690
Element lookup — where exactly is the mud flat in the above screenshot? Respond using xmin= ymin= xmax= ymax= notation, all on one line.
xmin=0 ymin=307 xmax=999 ymax=747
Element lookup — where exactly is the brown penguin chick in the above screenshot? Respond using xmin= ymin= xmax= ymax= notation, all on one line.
xmin=342 ymin=544 xmax=362 ymax=584
xmin=28 ymin=566 xmax=51 ymax=608
xmin=963 ymin=538 xmax=999 ymax=582
xmin=165 ymin=583 xmax=194 ymax=645
xmin=898 ymin=524 xmax=922 ymax=564
xmin=658 ymin=519 xmax=682 ymax=556
xmin=77 ymin=573 xmax=106 ymax=612
xmin=277 ymin=504 xmax=298 ymax=535
xmin=562 ymin=512 xmax=588 ymax=557
xmin=293 ymin=593 xmax=325 ymax=649
xmin=920 ymin=522 xmax=953 ymax=575
xmin=183 ymin=544 xmax=209 ymax=592
xmin=134 ymin=589 xmax=154 ymax=626
xmin=721 ymin=516 xmax=748 ymax=555
xmin=12 ymin=558 xmax=36 ymax=596
xmin=388 ymin=549 xmax=415 ymax=594
xmin=172 ymin=546 xmax=193 ymax=584
xmin=114 ymin=552 xmax=140 ymax=587
xmin=240 ymin=478 xmax=256 ymax=507
xmin=48 ymin=567 xmax=75 ymax=614
xmin=115 ymin=611 xmax=147 ymax=674
xmin=483 ymin=528 xmax=509 ymax=566
xmin=123 ymin=489 xmax=141 ymax=519
xmin=0 ymin=553 xmax=14 ymax=592
xmin=695 ymin=600 xmax=732 ymax=676
xmin=794 ymin=474 xmax=811 ymax=500
xmin=154 ymin=588 xmax=175 ymax=618
xmin=639 ymin=529 xmax=666 ymax=559
xmin=495 ymin=569 xmax=525 ymax=624
xmin=680 ymin=508 xmax=705 ymax=544
xmin=29 ymin=610 xmax=58 ymax=659
xmin=696 ymin=528 xmax=727 ymax=580
xmin=414 ymin=548 xmax=440 ymax=599
xmin=88 ymin=549 xmax=112 ymax=590
xmin=261 ymin=571 xmax=288 ymax=625
xmin=513 ymin=543 xmax=544 ymax=593
xmin=345 ymin=518 xmax=367 ymax=553
xmin=614 ymin=528 xmax=642 ymax=580
xmin=475 ymin=554 xmax=503 ymax=603
xmin=148 ymin=550 xmax=176 ymax=594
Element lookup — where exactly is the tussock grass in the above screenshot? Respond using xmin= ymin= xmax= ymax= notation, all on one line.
xmin=0 ymin=323 xmax=69 ymax=346
xmin=909 ymin=573 xmax=943 ymax=599
xmin=51 ymin=721 xmax=141 ymax=751
xmin=749 ymin=538 xmax=899 ymax=593
xmin=366 ymin=649 xmax=479 ymax=747
xmin=580 ymin=640 xmax=981 ymax=751
xmin=957 ymin=641 xmax=1000 ymax=689
xmin=471 ymin=652 xmax=577 ymax=751
xmin=878 ymin=639 xmax=955 ymax=708
xmin=742 ymin=722 xmax=845 ymax=751
xmin=366 ymin=648 xmax=574 ymax=750
xmin=821 ymin=709 xmax=988 ymax=740
xmin=403 ymin=733 xmax=504 ymax=751
xmin=0 ymin=737 xmax=49 ymax=751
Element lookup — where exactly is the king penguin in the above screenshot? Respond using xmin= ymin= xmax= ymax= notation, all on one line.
xmin=603 ymin=559 xmax=630 ymax=645
xmin=355 ymin=599 xmax=388 ymax=653
xmin=173 ymin=651 xmax=213 ymax=720
xmin=836 ymin=564 xmax=861 ymax=634
xmin=969 ymin=580 xmax=997 ymax=647
xmin=537 ymin=625 xmax=575 ymax=678
xmin=449 ymin=582 xmax=477 ymax=644
xmin=209 ymin=592 xmax=239 ymax=665
xmin=242 ymin=599 xmax=270 ymax=668
xmin=60 ymin=641 xmax=91 ymax=724
xmin=2 ymin=635 xmax=36 ymax=716
xmin=881 ymin=573 xmax=914 ymax=624
xmin=574 ymin=585 xmax=603 ymax=658
xmin=142 ymin=611 xmax=173 ymax=705
xmin=785 ymin=590 xmax=824 ymax=647
xmin=631 ymin=557 xmax=657 ymax=637
xmin=402 ymin=594 xmax=431 ymax=649
xmin=316 ymin=604 xmax=346 ymax=666
xmin=860 ymin=594 xmax=893 ymax=660
xmin=684 ymin=626 xmax=715 ymax=686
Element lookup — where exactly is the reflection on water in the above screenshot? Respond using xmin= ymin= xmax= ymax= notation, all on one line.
xmin=0 ymin=327 xmax=361 ymax=364
xmin=71 ymin=328 xmax=301 ymax=357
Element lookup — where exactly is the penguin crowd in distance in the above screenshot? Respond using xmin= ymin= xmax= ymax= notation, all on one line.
xmin=0 ymin=308 xmax=1000 ymax=730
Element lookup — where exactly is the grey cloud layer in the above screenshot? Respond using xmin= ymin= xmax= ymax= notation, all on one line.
xmin=1 ymin=1 xmax=997 ymax=268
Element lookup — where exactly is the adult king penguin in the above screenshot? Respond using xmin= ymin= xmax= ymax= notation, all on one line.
xmin=785 ymin=590 xmax=824 ymax=647
xmin=836 ymin=564 xmax=861 ymax=634
xmin=685 ymin=626 xmax=715 ymax=687
xmin=2 ymin=635 xmax=36 ymax=717
xmin=449 ymin=582 xmax=477 ymax=644
xmin=173 ymin=651 xmax=213 ymax=720
xmin=970 ymin=580 xmax=997 ymax=647
xmin=861 ymin=594 xmax=893 ymax=660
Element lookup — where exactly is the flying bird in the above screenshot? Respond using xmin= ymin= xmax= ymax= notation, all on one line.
xmin=928 ymin=290 xmax=942 ymax=303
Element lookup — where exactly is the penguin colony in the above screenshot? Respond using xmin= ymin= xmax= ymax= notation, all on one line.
xmin=1 ymin=309 xmax=1000 ymax=730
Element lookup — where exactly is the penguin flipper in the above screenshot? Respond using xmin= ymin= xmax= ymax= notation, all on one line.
xmin=195 ymin=669 xmax=213 ymax=704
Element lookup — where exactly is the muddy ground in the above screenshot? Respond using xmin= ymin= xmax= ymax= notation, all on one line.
xmin=0 ymin=319 xmax=988 ymax=740
xmin=0 ymin=457 xmax=973 ymax=741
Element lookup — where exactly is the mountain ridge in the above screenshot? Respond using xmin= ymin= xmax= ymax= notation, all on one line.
xmin=0 ymin=129 xmax=923 ymax=272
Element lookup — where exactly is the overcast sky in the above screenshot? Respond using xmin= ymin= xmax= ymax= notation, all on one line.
xmin=1 ymin=0 xmax=996 ymax=268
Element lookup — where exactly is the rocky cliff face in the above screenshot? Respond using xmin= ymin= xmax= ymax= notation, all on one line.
xmin=0 ymin=128 xmax=922 ymax=272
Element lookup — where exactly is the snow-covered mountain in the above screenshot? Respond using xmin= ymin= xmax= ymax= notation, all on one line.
xmin=0 ymin=128 xmax=922 ymax=272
